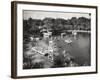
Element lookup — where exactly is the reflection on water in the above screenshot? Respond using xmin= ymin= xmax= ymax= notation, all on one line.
xmin=56 ymin=33 xmax=91 ymax=66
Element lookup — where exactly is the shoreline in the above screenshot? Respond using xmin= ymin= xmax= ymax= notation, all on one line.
xmin=65 ymin=30 xmax=91 ymax=33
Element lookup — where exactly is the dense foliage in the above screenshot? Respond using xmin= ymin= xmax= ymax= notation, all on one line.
xmin=23 ymin=17 xmax=91 ymax=35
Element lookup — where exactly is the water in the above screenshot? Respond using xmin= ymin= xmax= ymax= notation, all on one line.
xmin=23 ymin=32 xmax=91 ymax=69
xmin=55 ymin=33 xmax=91 ymax=66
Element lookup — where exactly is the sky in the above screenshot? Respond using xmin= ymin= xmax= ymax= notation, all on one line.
xmin=23 ymin=10 xmax=91 ymax=20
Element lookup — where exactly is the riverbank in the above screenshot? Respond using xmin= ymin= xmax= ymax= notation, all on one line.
xmin=66 ymin=30 xmax=91 ymax=33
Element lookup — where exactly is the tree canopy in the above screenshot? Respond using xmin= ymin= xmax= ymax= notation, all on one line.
xmin=23 ymin=17 xmax=91 ymax=36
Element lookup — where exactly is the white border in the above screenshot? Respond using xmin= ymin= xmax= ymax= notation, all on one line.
xmin=17 ymin=3 xmax=96 ymax=76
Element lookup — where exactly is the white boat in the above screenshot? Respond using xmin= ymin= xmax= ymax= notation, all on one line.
xmin=65 ymin=39 xmax=72 ymax=44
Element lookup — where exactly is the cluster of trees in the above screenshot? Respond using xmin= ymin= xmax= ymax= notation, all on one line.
xmin=23 ymin=17 xmax=91 ymax=36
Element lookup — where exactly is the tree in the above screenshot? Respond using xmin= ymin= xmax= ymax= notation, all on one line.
xmin=42 ymin=17 xmax=54 ymax=30
xmin=77 ymin=17 xmax=91 ymax=30
xmin=53 ymin=18 xmax=65 ymax=30
xmin=71 ymin=17 xmax=78 ymax=30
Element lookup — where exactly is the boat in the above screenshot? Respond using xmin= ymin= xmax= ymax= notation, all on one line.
xmin=65 ymin=39 xmax=72 ymax=44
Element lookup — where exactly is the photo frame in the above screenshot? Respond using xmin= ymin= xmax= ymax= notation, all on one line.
xmin=11 ymin=1 xmax=98 ymax=78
